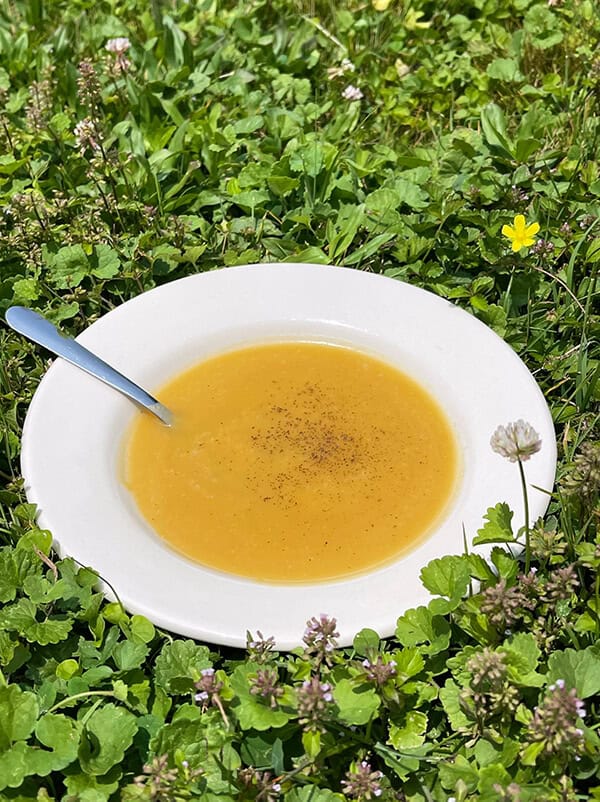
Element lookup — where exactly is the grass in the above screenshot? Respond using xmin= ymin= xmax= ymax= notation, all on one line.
xmin=0 ymin=0 xmax=599 ymax=799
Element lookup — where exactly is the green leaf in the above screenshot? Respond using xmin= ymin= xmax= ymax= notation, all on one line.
xmin=439 ymin=679 xmax=470 ymax=731
xmin=11 ymin=278 xmax=40 ymax=303
xmin=0 ymin=632 xmax=17 ymax=666
xmin=486 ymin=58 xmax=524 ymax=82
xmin=0 ymin=742 xmax=30 ymax=791
xmin=333 ymin=678 xmax=380 ymax=726
xmin=524 ymin=5 xmax=564 ymax=49
xmin=395 ymin=607 xmax=450 ymax=655
xmin=501 ymin=633 xmax=541 ymax=682
xmin=0 ymin=598 xmax=73 ymax=645
xmin=439 ymin=754 xmax=478 ymax=791
xmin=91 ymin=244 xmax=120 ymax=279
xmin=547 ymin=646 xmax=600 ymax=699
xmin=477 ymin=763 xmax=512 ymax=794
xmin=267 ymin=175 xmax=299 ymax=197
xmin=44 ymin=244 xmax=89 ymax=289
xmin=63 ymin=766 xmax=121 ymax=801
xmin=286 ymin=786 xmax=344 ymax=802
xmin=302 ymin=729 xmax=321 ymax=758
xmin=395 ymin=179 xmax=429 ymax=209
xmin=392 ymin=648 xmax=425 ymax=683
xmin=352 ymin=628 xmax=380 ymax=656
xmin=489 ymin=547 xmax=519 ymax=582
xmin=343 ymin=233 xmax=396 ymax=266
xmin=0 ymin=685 xmax=38 ymax=750
xmin=78 ymin=704 xmax=137 ymax=776
xmin=473 ymin=503 xmax=515 ymax=545
xmin=365 ymin=187 xmax=400 ymax=215
xmin=467 ymin=553 xmax=497 ymax=582
xmin=0 ymin=550 xmax=19 ymax=603
xmin=130 ymin=615 xmax=156 ymax=644
xmin=233 ymin=115 xmax=264 ymax=135
xmin=151 ymin=714 xmax=240 ymax=792
xmin=388 ymin=711 xmax=427 ymax=749
xmin=521 ymin=740 xmax=544 ymax=766
xmin=420 ymin=555 xmax=470 ymax=607
xmin=34 ymin=712 xmax=81 ymax=770
xmin=112 ymin=641 xmax=149 ymax=671
xmin=154 ymin=639 xmax=212 ymax=694
xmin=480 ymin=104 xmax=513 ymax=158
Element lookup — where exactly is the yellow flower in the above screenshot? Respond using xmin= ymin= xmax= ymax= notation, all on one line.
xmin=502 ymin=214 xmax=540 ymax=252
xmin=372 ymin=0 xmax=391 ymax=9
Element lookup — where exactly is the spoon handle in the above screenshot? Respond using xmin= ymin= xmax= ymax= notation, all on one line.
xmin=5 ymin=306 xmax=173 ymax=426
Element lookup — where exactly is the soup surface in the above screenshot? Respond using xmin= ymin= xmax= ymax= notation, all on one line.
xmin=123 ymin=342 xmax=459 ymax=582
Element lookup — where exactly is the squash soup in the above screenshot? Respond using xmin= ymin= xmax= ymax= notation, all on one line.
xmin=123 ymin=342 xmax=459 ymax=582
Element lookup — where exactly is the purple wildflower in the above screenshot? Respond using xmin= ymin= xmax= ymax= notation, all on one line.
xmin=341 ymin=760 xmax=384 ymax=800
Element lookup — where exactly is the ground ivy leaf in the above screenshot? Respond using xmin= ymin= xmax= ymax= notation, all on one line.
xmin=392 ymin=648 xmax=425 ymax=685
xmin=112 ymin=640 xmax=149 ymax=671
xmin=352 ymin=628 xmax=380 ymax=656
xmin=333 ymin=678 xmax=380 ymax=726
xmin=130 ymin=615 xmax=155 ymax=644
xmin=63 ymin=765 xmax=122 ymax=801
xmin=151 ymin=714 xmax=240 ymax=793
xmin=286 ymin=786 xmax=344 ymax=802
xmin=44 ymin=244 xmax=89 ymax=289
xmin=0 ymin=598 xmax=73 ymax=645
xmin=0 ymin=685 xmax=39 ymax=750
xmin=473 ymin=737 xmax=520 ymax=769
xmin=520 ymin=741 xmax=545 ymax=766
xmin=489 ymin=547 xmax=519 ymax=582
xmin=477 ymin=763 xmax=512 ymax=794
xmin=0 ymin=631 xmax=17 ymax=666
xmin=466 ymin=553 xmax=497 ymax=582
xmin=35 ymin=713 xmax=80 ymax=769
xmin=439 ymin=679 xmax=470 ymax=732
xmin=78 ymin=703 xmax=137 ymax=776
xmin=0 ymin=550 xmax=19 ymax=602
xmin=472 ymin=503 xmax=514 ymax=545
xmin=153 ymin=639 xmax=212 ymax=694
xmin=420 ymin=555 xmax=470 ymax=605
xmin=0 ymin=741 xmax=29 ymax=791
xmin=388 ymin=711 xmax=427 ymax=749
xmin=547 ymin=646 xmax=600 ymax=698
xmin=16 ymin=529 xmax=53 ymax=557
xmin=91 ymin=244 xmax=120 ymax=279
xmin=395 ymin=606 xmax=450 ymax=655
xmin=501 ymin=633 xmax=541 ymax=681
xmin=439 ymin=754 xmax=478 ymax=792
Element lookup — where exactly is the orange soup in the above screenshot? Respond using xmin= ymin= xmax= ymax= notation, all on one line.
xmin=123 ymin=342 xmax=459 ymax=582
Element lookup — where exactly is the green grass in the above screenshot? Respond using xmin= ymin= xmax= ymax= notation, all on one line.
xmin=0 ymin=0 xmax=599 ymax=799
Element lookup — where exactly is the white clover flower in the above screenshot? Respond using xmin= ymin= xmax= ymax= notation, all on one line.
xmin=105 ymin=37 xmax=131 ymax=55
xmin=490 ymin=419 xmax=542 ymax=463
xmin=342 ymin=84 xmax=364 ymax=101
xmin=327 ymin=58 xmax=356 ymax=80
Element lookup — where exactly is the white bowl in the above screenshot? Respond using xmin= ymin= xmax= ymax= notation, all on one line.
xmin=21 ymin=264 xmax=556 ymax=648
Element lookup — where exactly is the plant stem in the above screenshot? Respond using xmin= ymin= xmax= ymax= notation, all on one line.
xmin=47 ymin=689 xmax=115 ymax=714
xmin=518 ymin=459 xmax=531 ymax=572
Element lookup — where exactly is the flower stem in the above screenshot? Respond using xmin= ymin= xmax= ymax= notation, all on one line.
xmin=518 ymin=459 xmax=531 ymax=572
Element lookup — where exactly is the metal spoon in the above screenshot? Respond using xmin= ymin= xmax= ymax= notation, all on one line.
xmin=5 ymin=306 xmax=173 ymax=426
